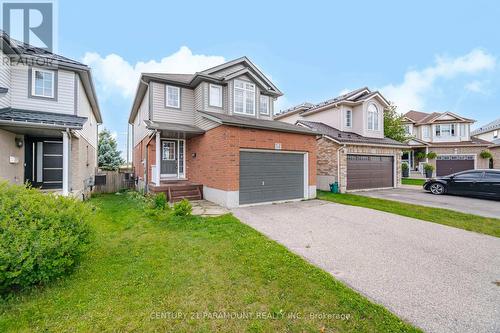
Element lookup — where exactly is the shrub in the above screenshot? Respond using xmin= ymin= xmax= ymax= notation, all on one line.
xmin=173 ymin=199 xmax=192 ymax=217
xmin=423 ymin=163 xmax=435 ymax=172
xmin=480 ymin=150 xmax=492 ymax=159
xmin=153 ymin=193 xmax=167 ymax=210
xmin=401 ymin=162 xmax=409 ymax=171
xmin=426 ymin=151 xmax=437 ymax=159
xmin=0 ymin=182 xmax=93 ymax=294
xmin=415 ymin=152 xmax=426 ymax=160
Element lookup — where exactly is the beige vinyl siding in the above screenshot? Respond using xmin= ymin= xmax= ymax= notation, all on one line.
xmin=75 ymin=77 xmax=97 ymax=149
xmin=194 ymin=83 xmax=203 ymax=111
xmin=209 ymin=63 xmax=245 ymax=77
xmin=133 ymin=86 xmax=152 ymax=146
xmin=151 ymin=81 xmax=194 ymax=125
xmin=11 ymin=65 xmax=75 ymax=114
xmin=0 ymin=51 xmax=11 ymax=108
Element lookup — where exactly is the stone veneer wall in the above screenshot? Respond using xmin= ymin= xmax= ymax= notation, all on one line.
xmin=490 ymin=146 xmax=500 ymax=169
xmin=427 ymin=146 xmax=490 ymax=171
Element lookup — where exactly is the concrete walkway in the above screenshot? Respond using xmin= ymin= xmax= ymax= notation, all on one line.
xmin=190 ymin=200 xmax=228 ymax=217
xmin=232 ymin=200 xmax=500 ymax=333
xmin=356 ymin=187 xmax=500 ymax=218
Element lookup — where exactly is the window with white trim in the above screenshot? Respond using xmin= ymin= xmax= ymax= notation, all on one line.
xmin=494 ymin=130 xmax=498 ymax=139
xmin=32 ymin=68 xmax=55 ymax=98
xmin=404 ymin=124 xmax=411 ymax=135
xmin=162 ymin=141 xmax=175 ymax=160
xmin=435 ymin=124 xmax=456 ymax=137
xmin=234 ymin=80 xmax=255 ymax=115
xmin=423 ymin=125 xmax=430 ymax=138
xmin=166 ymin=85 xmax=180 ymax=108
xmin=209 ymin=84 xmax=222 ymax=107
xmin=259 ymin=95 xmax=269 ymax=115
xmin=345 ymin=109 xmax=352 ymax=127
xmin=367 ymin=103 xmax=379 ymax=131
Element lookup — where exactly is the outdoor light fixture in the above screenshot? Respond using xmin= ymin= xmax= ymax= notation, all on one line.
xmin=192 ymin=152 xmax=197 ymax=158
xmin=15 ymin=137 xmax=23 ymax=148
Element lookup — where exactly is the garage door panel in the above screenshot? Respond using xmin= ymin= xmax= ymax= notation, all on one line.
xmin=436 ymin=158 xmax=474 ymax=176
xmin=347 ymin=155 xmax=393 ymax=190
xmin=239 ymin=151 xmax=304 ymax=205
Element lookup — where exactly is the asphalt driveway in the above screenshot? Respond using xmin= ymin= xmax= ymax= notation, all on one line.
xmin=356 ymin=186 xmax=500 ymax=218
xmin=232 ymin=200 xmax=500 ymax=333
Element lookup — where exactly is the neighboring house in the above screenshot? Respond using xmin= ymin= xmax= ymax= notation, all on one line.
xmin=472 ymin=117 xmax=500 ymax=169
xmin=402 ymin=110 xmax=490 ymax=176
xmin=472 ymin=117 xmax=500 ymax=144
xmin=129 ymin=57 xmax=317 ymax=208
xmin=0 ymin=32 xmax=102 ymax=198
xmin=275 ymin=87 xmax=406 ymax=193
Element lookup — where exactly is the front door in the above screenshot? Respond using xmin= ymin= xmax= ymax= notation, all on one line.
xmin=161 ymin=140 xmax=178 ymax=177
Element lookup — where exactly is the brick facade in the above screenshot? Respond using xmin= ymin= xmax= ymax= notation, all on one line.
xmin=316 ymin=137 xmax=403 ymax=192
xmin=490 ymin=146 xmax=500 ymax=169
xmin=427 ymin=146 xmax=490 ymax=171
xmin=133 ymin=135 xmax=155 ymax=189
xmin=186 ymin=125 xmax=316 ymax=191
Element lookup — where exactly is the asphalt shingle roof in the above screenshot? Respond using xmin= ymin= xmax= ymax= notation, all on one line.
xmin=297 ymin=120 xmax=408 ymax=146
xmin=0 ymin=108 xmax=87 ymax=128
xmin=198 ymin=111 xmax=318 ymax=135
xmin=142 ymin=73 xmax=195 ymax=84
xmin=471 ymin=118 xmax=500 ymax=135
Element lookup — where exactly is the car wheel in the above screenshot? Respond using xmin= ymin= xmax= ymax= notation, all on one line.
xmin=429 ymin=183 xmax=446 ymax=195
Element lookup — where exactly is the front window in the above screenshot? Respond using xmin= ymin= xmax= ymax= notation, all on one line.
xmin=259 ymin=95 xmax=269 ymax=115
xmin=209 ymin=84 xmax=222 ymax=107
xmin=404 ymin=124 xmax=411 ymax=135
xmin=435 ymin=124 xmax=456 ymax=137
xmin=423 ymin=126 xmax=430 ymax=138
xmin=32 ymin=68 xmax=55 ymax=98
xmin=234 ymin=80 xmax=255 ymax=115
xmin=367 ymin=103 xmax=379 ymax=131
xmin=166 ymin=85 xmax=180 ymax=108
xmin=345 ymin=109 xmax=352 ymax=127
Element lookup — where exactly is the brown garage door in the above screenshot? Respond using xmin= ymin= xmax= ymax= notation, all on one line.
xmin=436 ymin=156 xmax=474 ymax=176
xmin=347 ymin=155 xmax=394 ymax=190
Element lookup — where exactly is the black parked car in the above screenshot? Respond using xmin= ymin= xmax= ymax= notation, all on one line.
xmin=423 ymin=169 xmax=500 ymax=199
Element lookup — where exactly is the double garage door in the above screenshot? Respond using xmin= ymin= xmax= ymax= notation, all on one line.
xmin=436 ymin=155 xmax=475 ymax=176
xmin=239 ymin=151 xmax=305 ymax=205
xmin=347 ymin=155 xmax=394 ymax=190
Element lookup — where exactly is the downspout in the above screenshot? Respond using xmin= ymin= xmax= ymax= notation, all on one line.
xmin=144 ymin=130 xmax=158 ymax=192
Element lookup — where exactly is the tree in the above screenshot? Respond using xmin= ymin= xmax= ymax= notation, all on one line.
xmin=98 ymin=128 xmax=124 ymax=170
xmin=384 ymin=104 xmax=409 ymax=142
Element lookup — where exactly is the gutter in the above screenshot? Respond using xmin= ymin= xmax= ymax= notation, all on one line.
xmin=0 ymin=119 xmax=83 ymax=130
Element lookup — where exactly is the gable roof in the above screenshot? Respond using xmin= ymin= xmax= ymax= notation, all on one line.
xmin=198 ymin=110 xmax=318 ymax=136
xmin=129 ymin=57 xmax=282 ymax=123
xmin=403 ymin=110 xmax=474 ymax=125
xmin=297 ymin=120 xmax=407 ymax=147
xmin=274 ymin=87 xmax=390 ymax=120
xmin=0 ymin=31 xmax=102 ymax=123
xmin=471 ymin=117 xmax=500 ymax=135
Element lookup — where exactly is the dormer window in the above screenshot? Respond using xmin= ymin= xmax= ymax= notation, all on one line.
xmin=493 ymin=130 xmax=498 ymax=139
xmin=345 ymin=109 xmax=352 ymax=127
xmin=31 ymin=68 xmax=55 ymax=98
xmin=209 ymin=84 xmax=222 ymax=107
xmin=259 ymin=95 xmax=269 ymax=115
xmin=234 ymin=80 xmax=255 ymax=115
xmin=367 ymin=103 xmax=379 ymax=131
xmin=166 ymin=85 xmax=180 ymax=108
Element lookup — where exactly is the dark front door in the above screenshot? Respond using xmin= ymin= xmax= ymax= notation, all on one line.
xmin=239 ymin=151 xmax=304 ymax=205
xmin=24 ymin=138 xmax=63 ymax=189
xmin=160 ymin=140 xmax=178 ymax=176
xmin=347 ymin=155 xmax=394 ymax=190
xmin=436 ymin=157 xmax=474 ymax=176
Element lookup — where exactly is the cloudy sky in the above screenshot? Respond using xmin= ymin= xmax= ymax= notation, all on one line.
xmin=54 ymin=1 xmax=500 ymax=158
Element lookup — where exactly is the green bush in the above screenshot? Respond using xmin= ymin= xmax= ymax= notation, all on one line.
xmin=423 ymin=163 xmax=435 ymax=172
xmin=0 ymin=182 xmax=93 ymax=294
xmin=480 ymin=150 xmax=492 ymax=159
xmin=426 ymin=151 xmax=437 ymax=159
xmin=401 ymin=162 xmax=409 ymax=171
xmin=153 ymin=193 xmax=167 ymax=210
xmin=173 ymin=199 xmax=192 ymax=217
xmin=415 ymin=152 xmax=426 ymax=160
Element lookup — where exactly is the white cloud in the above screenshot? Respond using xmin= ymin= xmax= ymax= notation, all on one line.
xmin=464 ymin=80 xmax=484 ymax=93
xmin=380 ymin=49 xmax=496 ymax=112
xmin=82 ymin=46 xmax=226 ymax=99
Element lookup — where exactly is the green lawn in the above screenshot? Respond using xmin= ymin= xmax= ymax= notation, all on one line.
xmin=318 ymin=191 xmax=500 ymax=237
xmin=402 ymin=178 xmax=426 ymax=186
xmin=0 ymin=194 xmax=420 ymax=332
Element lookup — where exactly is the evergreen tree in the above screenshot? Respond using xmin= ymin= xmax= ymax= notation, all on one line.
xmin=98 ymin=129 xmax=124 ymax=170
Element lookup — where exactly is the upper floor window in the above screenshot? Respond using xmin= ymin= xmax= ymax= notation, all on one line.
xmin=423 ymin=125 xmax=430 ymax=138
xmin=435 ymin=124 xmax=456 ymax=137
xmin=209 ymin=84 xmax=222 ymax=107
xmin=367 ymin=103 xmax=379 ymax=131
xmin=32 ymin=68 xmax=55 ymax=98
xmin=166 ymin=85 xmax=180 ymax=108
xmin=404 ymin=124 xmax=411 ymax=135
xmin=460 ymin=123 xmax=466 ymax=137
xmin=345 ymin=109 xmax=352 ymax=127
xmin=234 ymin=80 xmax=255 ymax=115
xmin=259 ymin=95 xmax=270 ymax=115
xmin=494 ymin=130 xmax=498 ymax=139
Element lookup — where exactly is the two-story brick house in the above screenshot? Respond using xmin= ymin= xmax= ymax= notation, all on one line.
xmin=0 ymin=32 xmax=102 ymax=198
xmin=275 ymin=87 xmax=407 ymax=192
xmin=402 ymin=110 xmax=491 ymax=176
xmin=129 ymin=57 xmax=317 ymax=207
